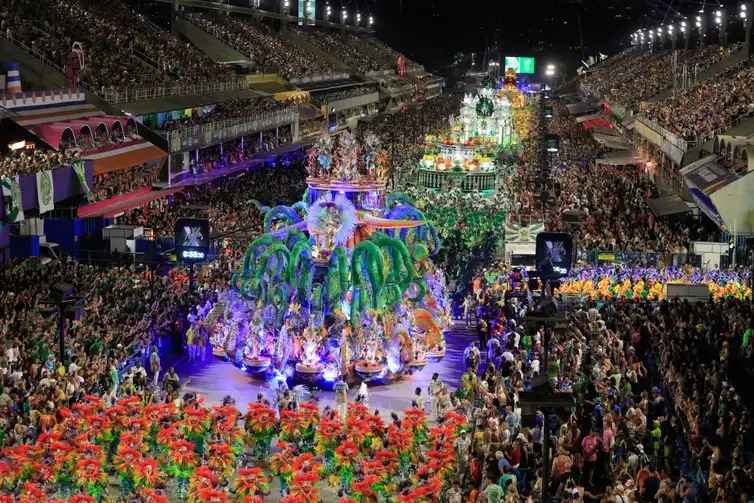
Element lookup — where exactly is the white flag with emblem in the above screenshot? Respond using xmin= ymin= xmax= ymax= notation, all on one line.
xmin=36 ymin=170 xmax=54 ymax=214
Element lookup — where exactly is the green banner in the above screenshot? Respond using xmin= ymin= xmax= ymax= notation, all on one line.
xmin=73 ymin=161 xmax=94 ymax=203
xmin=1 ymin=175 xmax=24 ymax=223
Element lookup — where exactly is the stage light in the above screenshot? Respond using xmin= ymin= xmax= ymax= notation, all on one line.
xmin=369 ymin=15 xmax=373 ymax=26
xmin=716 ymin=10 xmax=722 ymax=17
xmin=547 ymin=63 xmax=555 ymax=70
xmin=657 ymin=27 xmax=662 ymax=35
xmin=667 ymin=25 xmax=673 ymax=34
xmin=342 ymin=8 xmax=347 ymax=19
xmin=742 ymin=11 xmax=747 ymax=18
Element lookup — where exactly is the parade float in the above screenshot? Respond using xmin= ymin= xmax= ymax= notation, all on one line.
xmin=417 ymin=82 xmax=520 ymax=193
xmin=205 ymin=131 xmax=451 ymax=383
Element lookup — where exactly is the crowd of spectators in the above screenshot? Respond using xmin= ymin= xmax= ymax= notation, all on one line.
xmin=519 ymin=100 xmax=708 ymax=252
xmin=349 ymin=34 xmax=423 ymax=71
xmin=361 ymin=94 xmax=461 ymax=170
xmin=92 ymin=163 xmax=160 ymax=201
xmin=460 ymin=259 xmax=754 ymax=503
xmin=149 ymin=98 xmax=292 ymax=133
xmin=120 ymin=150 xmax=308 ymax=240
xmin=643 ymin=58 xmax=754 ymax=144
xmin=583 ymin=45 xmax=740 ymax=109
xmin=0 ymin=148 xmax=80 ymax=178
xmin=0 ymin=256 xmax=225 ymax=444
xmin=311 ymin=85 xmax=377 ymax=105
xmin=185 ymin=12 xmax=337 ymax=79
xmin=293 ymin=27 xmax=386 ymax=73
xmin=378 ymin=75 xmax=415 ymax=91
xmin=1 ymin=0 xmax=241 ymax=93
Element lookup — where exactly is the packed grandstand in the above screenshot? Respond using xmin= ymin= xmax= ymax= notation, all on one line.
xmin=0 ymin=1 xmax=751 ymax=503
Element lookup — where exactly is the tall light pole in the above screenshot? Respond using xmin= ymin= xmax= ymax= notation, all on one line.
xmin=668 ymin=25 xmax=677 ymax=49
xmin=681 ymin=21 xmax=690 ymax=49
xmin=696 ymin=11 xmax=707 ymax=48
xmin=743 ymin=3 xmax=754 ymax=57
xmin=715 ymin=9 xmax=728 ymax=48
xmin=657 ymin=26 xmax=665 ymax=48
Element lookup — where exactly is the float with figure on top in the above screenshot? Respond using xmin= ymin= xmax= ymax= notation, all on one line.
xmin=203 ymin=130 xmax=451 ymax=385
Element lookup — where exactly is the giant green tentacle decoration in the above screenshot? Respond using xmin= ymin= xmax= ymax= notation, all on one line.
xmin=247 ymin=199 xmax=271 ymax=213
xmin=350 ymin=241 xmax=386 ymax=327
xmin=287 ymin=240 xmax=314 ymax=307
xmin=241 ymin=236 xmax=280 ymax=276
xmin=326 ymin=246 xmax=349 ymax=312
xmin=240 ymin=277 xmax=263 ymax=301
xmin=285 ymin=229 xmax=309 ymax=250
xmin=369 ymin=233 xmax=427 ymax=303
xmin=311 ymin=284 xmax=323 ymax=314
xmin=291 ymin=201 xmax=309 ymax=216
xmin=269 ymin=283 xmax=291 ymax=328
xmin=386 ymin=191 xmax=414 ymax=209
xmin=255 ymin=242 xmax=291 ymax=284
xmin=263 ymin=205 xmax=302 ymax=233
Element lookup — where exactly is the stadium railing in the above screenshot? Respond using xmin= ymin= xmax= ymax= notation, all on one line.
xmin=102 ymin=79 xmax=249 ymax=104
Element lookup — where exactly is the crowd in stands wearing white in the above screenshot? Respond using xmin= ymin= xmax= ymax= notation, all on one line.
xmin=1 ymin=0 xmax=240 ymax=92
xmin=185 ymin=12 xmax=337 ymax=79
xmin=0 ymin=149 xmax=81 ymax=178
xmin=149 ymin=98 xmax=291 ymax=133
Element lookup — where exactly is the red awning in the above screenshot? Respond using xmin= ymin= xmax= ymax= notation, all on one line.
xmin=83 ymin=139 xmax=167 ymax=175
xmin=78 ymin=186 xmax=183 ymax=218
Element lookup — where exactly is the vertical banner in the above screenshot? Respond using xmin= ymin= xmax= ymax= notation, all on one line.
xmin=298 ymin=0 xmax=305 ymax=25
xmin=1 ymin=176 xmax=24 ymax=223
xmin=306 ymin=0 xmax=316 ymax=25
xmin=73 ymin=161 xmax=94 ymax=202
xmin=36 ymin=170 xmax=55 ymax=214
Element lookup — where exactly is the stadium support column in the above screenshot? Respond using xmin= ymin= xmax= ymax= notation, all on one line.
xmin=697 ymin=14 xmax=707 ymax=48
xmin=293 ymin=111 xmax=300 ymax=142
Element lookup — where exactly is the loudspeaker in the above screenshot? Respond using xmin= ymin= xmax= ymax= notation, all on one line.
xmin=51 ymin=282 xmax=74 ymax=301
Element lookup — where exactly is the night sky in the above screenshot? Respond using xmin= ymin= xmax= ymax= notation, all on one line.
xmin=370 ymin=0 xmax=743 ymax=76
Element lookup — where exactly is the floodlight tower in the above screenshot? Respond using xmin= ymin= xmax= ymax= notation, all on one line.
xmin=657 ymin=26 xmax=666 ymax=48
xmin=668 ymin=25 xmax=677 ymax=49
xmin=715 ymin=9 xmax=728 ymax=48
xmin=741 ymin=3 xmax=754 ymax=56
xmin=680 ymin=21 xmax=690 ymax=49
xmin=696 ymin=12 xmax=707 ymax=48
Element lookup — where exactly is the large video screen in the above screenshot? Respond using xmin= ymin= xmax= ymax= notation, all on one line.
xmin=505 ymin=56 xmax=536 ymax=74
xmin=175 ymin=218 xmax=210 ymax=262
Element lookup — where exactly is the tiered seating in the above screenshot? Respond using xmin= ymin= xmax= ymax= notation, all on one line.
xmin=351 ymin=34 xmax=422 ymax=71
xmin=1 ymin=0 xmax=240 ymax=92
xmin=310 ymin=85 xmax=376 ymax=105
xmin=150 ymin=98 xmax=291 ymax=132
xmin=0 ymin=149 xmax=80 ymax=177
xmin=582 ymin=44 xmax=740 ymax=108
xmin=292 ymin=27 xmax=384 ymax=73
xmin=185 ymin=12 xmax=338 ymax=79
xmin=644 ymin=60 xmax=754 ymax=143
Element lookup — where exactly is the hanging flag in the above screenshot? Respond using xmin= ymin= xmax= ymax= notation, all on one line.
xmin=36 ymin=170 xmax=54 ymax=214
xmin=72 ymin=161 xmax=94 ymax=202
xmin=503 ymin=222 xmax=545 ymax=242
xmin=1 ymin=176 xmax=24 ymax=223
